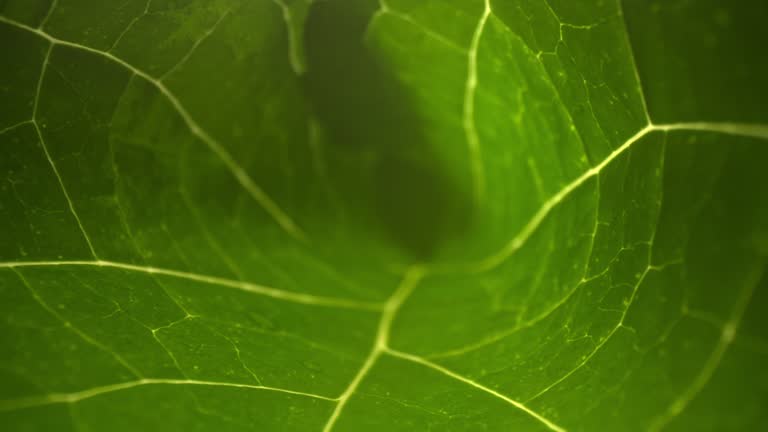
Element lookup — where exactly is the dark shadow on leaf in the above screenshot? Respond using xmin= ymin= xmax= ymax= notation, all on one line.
xmin=302 ymin=0 xmax=471 ymax=260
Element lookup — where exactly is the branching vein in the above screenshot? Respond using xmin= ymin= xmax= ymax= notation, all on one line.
xmin=459 ymin=120 xmax=768 ymax=273
xmin=271 ymin=0 xmax=305 ymax=75
xmin=322 ymin=266 xmax=424 ymax=432
xmin=32 ymin=43 xmax=98 ymax=259
xmin=0 ymin=15 xmax=305 ymax=241
xmin=386 ymin=348 xmax=567 ymax=432
xmin=468 ymin=124 xmax=654 ymax=272
xmin=3 ymin=7 xmax=768 ymax=431
xmin=323 ymin=264 xmax=565 ymax=431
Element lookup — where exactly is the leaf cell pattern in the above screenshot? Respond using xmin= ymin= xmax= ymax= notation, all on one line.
xmin=1 ymin=0 xmax=767 ymax=431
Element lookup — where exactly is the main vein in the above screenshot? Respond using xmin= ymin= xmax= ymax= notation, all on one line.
xmin=460 ymin=120 xmax=768 ymax=273
xmin=0 ymin=379 xmax=336 ymax=412
xmin=322 ymin=266 xmax=425 ymax=432
xmin=386 ymin=349 xmax=567 ymax=432
xmin=0 ymin=260 xmax=383 ymax=310
xmin=323 ymin=266 xmax=566 ymax=432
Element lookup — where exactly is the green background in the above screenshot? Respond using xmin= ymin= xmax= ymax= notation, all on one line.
xmin=1 ymin=0 xmax=767 ymax=430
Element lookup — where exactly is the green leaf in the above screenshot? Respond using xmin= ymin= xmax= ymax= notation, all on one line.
xmin=1 ymin=0 xmax=767 ymax=430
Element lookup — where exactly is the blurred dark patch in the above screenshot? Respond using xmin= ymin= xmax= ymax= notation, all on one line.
xmin=303 ymin=0 xmax=470 ymax=260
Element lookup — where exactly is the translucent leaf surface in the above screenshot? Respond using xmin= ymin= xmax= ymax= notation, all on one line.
xmin=1 ymin=0 xmax=767 ymax=430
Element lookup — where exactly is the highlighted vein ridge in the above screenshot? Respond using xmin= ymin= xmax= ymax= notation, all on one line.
xmin=0 ymin=260 xmax=382 ymax=310
xmin=0 ymin=379 xmax=336 ymax=412
xmin=0 ymin=15 xmax=305 ymax=241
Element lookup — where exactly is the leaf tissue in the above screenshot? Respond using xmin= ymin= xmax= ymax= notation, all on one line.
xmin=1 ymin=0 xmax=767 ymax=430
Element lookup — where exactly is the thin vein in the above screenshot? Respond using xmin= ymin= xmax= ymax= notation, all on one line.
xmin=525 ymin=265 xmax=655 ymax=403
xmin=271 ymin=0 xmax=304 ymax=74
xmin=524 ymin=163 xmax=674 ymax=404
xmin=653 ymin=122 xmax=768 ymax=140
xmin=107 ymin=0 xmax=151 ymax=53
xmin=32 ymin=43 xmax=98 ymax=259
xmin=0 ymin=119 xmax=33 ymax=136
xmin=363 ymin=0 xmax=389 ymax=39
xmin=385 ymin=349 xmax=566 ymax=432
xmin=648 ymin=265 xmax=763 ymax=431
xmin=38 ymin=0 xmax=58 ymax=30
xmin=379 ymin=8 xmax=467 ymax=54
xmin=0 ymin=15 xmax=306 ymax=241
xmin=177 ymin=139 xmax=245 ymax=279
xmin=13 ymin=269 xmax=143 ymax=379
xmin=429 ymin=138 xmax=658 ymax=363
xmin=0 ymin=378 xmax=336 ymax=411
xmin=463 ymin=0 xmax=491 ymax=203
xmin=468 ymin=124 xmax=654 ymax=272
xmin=322 ymin=267 xmax=425 ymax=432
xmin=0 ymin=260 xmax=383 ymax=310
xmin=448 ymin=120 xmax=768 ymax=274
xmin=159 ymin=9 xmax=230 ymax=81
xmin=430 ymin=244 xmax=653 ymax=360
xmin=617 ymin=0 xmax=651 ymax=123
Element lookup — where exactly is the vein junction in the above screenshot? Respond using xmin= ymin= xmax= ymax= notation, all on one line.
xmin=0 ymin=15 xmax=304 ymax=242
xmin=321 ymin=267 xmax=567 ymax=432
xmin=464 ymin=120 xmax=768 ymax=273
xmin=0 ymin=265 xmax=567 ymax=432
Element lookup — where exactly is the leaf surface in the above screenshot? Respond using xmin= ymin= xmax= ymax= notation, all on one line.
xmin=1 ymin=0 xmax=767 ymax=430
